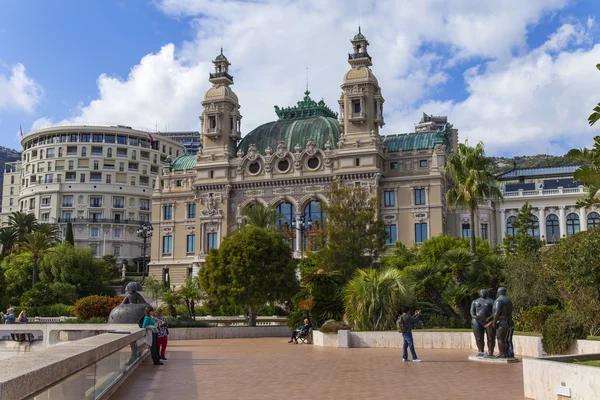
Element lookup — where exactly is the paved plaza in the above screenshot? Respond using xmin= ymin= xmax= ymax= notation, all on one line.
xmin=111 ymin=338 xmax=525 ymax=400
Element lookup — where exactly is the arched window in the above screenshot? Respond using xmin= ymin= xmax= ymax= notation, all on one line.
xmin=58 ymin=147 xmax=63 ymax=157
xmin=81 ymin=147 xmax=86 ymax=156
xmin=276 ymin=202 xmax=296 ymax=252
xmin=276 ymin=202 xmax=296 ymax=230
xmin=40 ymin=149 xmax=44 ymax=159
xmin=506 ymin=216 xmax=517 ymax=237
xmin=107 ymin=148 xmax=112 ymax=158
xmin=10 ymin=176 xmax=14 ymax=184
xmin=566 ymin=213 xmax=580 ymax=237
xmin=588 ymin=212 xmax=600 ymax=229
xmin=527 ymin=215 xmax=540 ymax=240
xmin=132 ymin=150 xmax=137 ymax=160
xmin=546 ymin=214 xmax=560 ymax=243
xmin=304 ymin=200 xmax=326 ymax=229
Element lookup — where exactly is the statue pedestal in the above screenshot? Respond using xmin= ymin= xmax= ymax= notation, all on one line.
xmin=468 ymin=355 xmax=519 ymax=363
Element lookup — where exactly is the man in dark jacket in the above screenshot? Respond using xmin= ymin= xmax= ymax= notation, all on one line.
xmin=397 ymin=306 xmax=422 ymax=362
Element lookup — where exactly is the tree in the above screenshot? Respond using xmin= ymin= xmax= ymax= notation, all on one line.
xmin=161 ymin=288 xmax=181 ymax=317
xmin=18 ymin=232 xmax=54 ymax=287
xmin=502 ymin=202 xmax=542 ymax=254
xmin=314 ymin=183 xmax=387 ymax=282
xmin=343 ymin=268 xmax=408 ymax=331
xmin=199 ymin=225 xmax=299 ymax=326
xmin=8 ymin=211 xmax=39 ymax=242
xmin=2 ymin=253 xmax=33 ymax=305
xmin=65 ymin=221 xmax=74 ymax=246
xmin=98 ymin=255 xmax=120 ymax=282
xmin=588 ymin=64 xmax=600 ymax=126
xmin=444 ymin=142 xmax=503 ymax=258
xmin=241 ymin=204 xmax=283 ymax=230
xmin=0 ymin=227 xmax=18 ymax=258
xmin=567 ymin=136 xmax=600 ymax=206
xmin=179 ymin=276 xmax=205 ymax=317
xmin=37 ymin=223 xmax=61 ymax=243
xmin=143 ymin=276 xmax=165 ymax=306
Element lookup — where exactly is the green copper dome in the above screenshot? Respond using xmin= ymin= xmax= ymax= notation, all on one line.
xmin=215 ymin=48 xmax=228 ymax=61
xmin=353 ymin=27 xmax=365 ymax=40
xmin=171 ymin=155 xmax=197 ymax=171
xmin=238 ymin=91 xmax=339 ymax=154
xmin=238 ymin=116 xmax=339 ymax=154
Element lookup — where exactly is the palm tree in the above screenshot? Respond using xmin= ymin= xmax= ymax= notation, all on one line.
xmin=37 ymin=223 xmax=61 ymax=243
xmin=241 ymin=204 xmax=283 ymax=230
xmin=404 ymin=264 xmax=458 ymax=320
xmin=8 ymin=211 xmax=39 ymax=242
xmin=0 ymin=227 xmax=18 ymax=258
xmin=444 ymin=142 xmax=503 ymax=257
xmin=18 ymin=232 xmax=54 ymax=287
xmin=441 ymin=248 xmax=476 ymax=285
xmin=567 ymin=137 xmax=600 ymax=206
xmin=589 ymin=64 xmax=600 ymax=126
xmin=161 ymin=288 xmax=182 ymax=317
xmin=343 ymin=268 xmax=407 ymax=331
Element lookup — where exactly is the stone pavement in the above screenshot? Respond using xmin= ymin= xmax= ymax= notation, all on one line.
xmin=111 ymin=338 xmax=525 ymax=400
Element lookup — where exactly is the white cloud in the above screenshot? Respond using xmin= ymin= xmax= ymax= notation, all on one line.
xmin=36 ymin=0 xmax=600 ymax=155
xmin=0 ymin=64 xmax=43 ymax=112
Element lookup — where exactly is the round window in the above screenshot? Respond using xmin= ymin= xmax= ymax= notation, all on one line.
xmin=248 ymin=162 xmax=261 ymax=174
xmin=277 ymin=159 xmax=290 ymax=172
xmin=307 ymin=157 xmax=320 ymax=170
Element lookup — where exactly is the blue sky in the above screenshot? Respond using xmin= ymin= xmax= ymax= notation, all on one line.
xmin=1 ymin=0 xmax=600 ymax=156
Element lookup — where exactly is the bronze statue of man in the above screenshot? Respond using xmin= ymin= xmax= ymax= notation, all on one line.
xmin=485 ymin=287 xmax=514 ymax=358
xmin=470 ymin=289 xmax=495 ymax=357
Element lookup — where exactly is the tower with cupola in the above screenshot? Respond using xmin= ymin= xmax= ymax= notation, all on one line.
xmin=200 ymin=49 xmax=242 ymax=160
xmin=338 ymin=27 xmax=384 ymax=145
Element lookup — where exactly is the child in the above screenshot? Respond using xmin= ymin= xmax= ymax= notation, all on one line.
xmin=155 ymin=308 xmax=169 ymax=361
xmin=397 ymin=306 xmax=422 ymax=362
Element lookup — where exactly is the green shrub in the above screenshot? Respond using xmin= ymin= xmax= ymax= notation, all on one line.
xmin=21 ymin=304 xmax=75 ymax=317
xmin=423 ymin=314 xmax=464 ymax=329
xmin=522 ymin=305 xmax=557 ymax=333
xmin=20 ymin=282 xmax=78 ymax=307
xmin=542 ymin=311 xmax=587 ymax=355
xmin=74 ymin=296 xmax=122 ymax=320
xmin=165 ymin=317 xmax=211 ymax=328
xmin=319 ymin=320 xmax=350 ymax=333
xmin=59 ymin=317 xmax=107 ymax=324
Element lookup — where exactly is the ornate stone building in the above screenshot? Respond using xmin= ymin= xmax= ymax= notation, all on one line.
xmin=149 ymin=30 xmax=462 ymax=287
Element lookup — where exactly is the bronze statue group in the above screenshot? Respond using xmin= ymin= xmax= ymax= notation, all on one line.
xmin=471 ymin=287 xmax=514 ymax=358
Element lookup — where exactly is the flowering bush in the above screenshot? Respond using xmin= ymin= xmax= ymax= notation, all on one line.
xmin=74 ymin=296 xmax=122 ymax=320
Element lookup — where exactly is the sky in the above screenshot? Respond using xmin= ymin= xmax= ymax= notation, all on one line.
xmin=1 ymin=0 xmax=600 ymax=157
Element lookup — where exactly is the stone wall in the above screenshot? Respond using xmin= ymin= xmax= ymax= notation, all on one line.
xmin=168 ymin=325 xmax=290 ymax=340
xmin=523 ymin=354 xmax=600 ymax=400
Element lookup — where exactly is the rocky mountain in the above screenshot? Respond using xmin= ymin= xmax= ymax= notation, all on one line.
xmin=490 ymin=154 xmax=582 ymax=175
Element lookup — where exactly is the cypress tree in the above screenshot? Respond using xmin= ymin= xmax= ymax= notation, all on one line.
xmin=65 ymin=221 xmax=75 ymax=246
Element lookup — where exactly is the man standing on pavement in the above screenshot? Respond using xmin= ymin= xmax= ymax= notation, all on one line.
xmin=397 ymin=306 xmax=422 ymax=362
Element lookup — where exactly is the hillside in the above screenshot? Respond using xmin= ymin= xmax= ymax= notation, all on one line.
xmin=490 ymin=154 xmax=582 ymax=175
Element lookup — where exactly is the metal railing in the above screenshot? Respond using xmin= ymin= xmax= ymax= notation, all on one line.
xmin=348 ymin=52 xmax=372 ymax=61
xmin=57 ymin=218 xmax=143 ymax=225
xmin=209 ymin=71 xmax=234 ymax=82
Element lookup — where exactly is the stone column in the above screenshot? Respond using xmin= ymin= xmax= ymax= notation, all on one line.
xmin=559 ymin=206 xmax=566 ymax=239
xmin=295 ymin=216 xmax=302 ymax=257
xmin=500 ymin=209 xmax=506 ymax=240
xmin=538 ymin=208 xmax=546 ymax=241
xmin=580 ymin=207 xmax=588 ymax=231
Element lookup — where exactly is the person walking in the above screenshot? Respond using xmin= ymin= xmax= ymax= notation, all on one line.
xmin=141 ymin=306 xmax=163 ymax=365
xmin=397 ymin=306 xmax=422 ymax=362
xmin=155 ymin=308 xmax=169 ymax=361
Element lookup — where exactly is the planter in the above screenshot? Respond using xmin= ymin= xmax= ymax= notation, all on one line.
xmin=523 ymin=354 xmax=600 ymax=400
xmin=312 ymin=331 xmax=338 ymax=347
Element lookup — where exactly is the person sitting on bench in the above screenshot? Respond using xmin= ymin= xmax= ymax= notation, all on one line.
xmin=288 ymin=319 xmax=311 ymax=344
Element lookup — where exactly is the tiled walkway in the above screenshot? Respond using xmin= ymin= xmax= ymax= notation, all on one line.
xmin=111 ymin=338 xmax=525 ymax=400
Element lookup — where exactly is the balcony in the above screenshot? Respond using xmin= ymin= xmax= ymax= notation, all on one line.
xmin=502 ymin=186 xmax=585 ymax=198
xmin=90 ymin=202 xmax=103 ymax=208
xmin=62 ymin=203 xmax=74 ymax=208
xmin=209 ymin=71 xmax=234 ymax=82
xmin=113 ymin=203 xmax=124 ymax=209
xmin=348 ymin=52 xmax=372 ymax=61
xmin=140 ymin=206 xmax=150 ymax=211
xmin=56 ymin=218 xmax=142 ymax=225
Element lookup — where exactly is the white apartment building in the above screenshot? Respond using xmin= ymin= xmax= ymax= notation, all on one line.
xmin=1 ymin=125 xmax=184 ymax=264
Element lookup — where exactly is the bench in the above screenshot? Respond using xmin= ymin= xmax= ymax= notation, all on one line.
xmin=297 ymin=328 xmax=312 ymax=344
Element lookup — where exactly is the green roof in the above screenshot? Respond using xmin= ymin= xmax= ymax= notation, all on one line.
xmin=382 ymin=131 xmax=447 ymax=152
xmin=215 ymin=48 xmax=228 ymax=61
xmin=238 ymin=116 xmax=339 ymax=154
xmin=171 ymin=155 xmax=197 ymax=171
xmin=353 ymin=27 xmax=365 ymax=40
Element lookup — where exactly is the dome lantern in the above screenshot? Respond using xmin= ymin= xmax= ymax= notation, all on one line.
xmin=348 ymin=26 xmax=372 ymax=68
xmin=209 ymin=48 xmax=233 ymax=86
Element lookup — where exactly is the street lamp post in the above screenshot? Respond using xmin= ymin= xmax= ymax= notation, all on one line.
xmin=137 ymin=223 xmax=153 ymax=281
xmin=292 ymin=215 xmax=312 ymax=258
